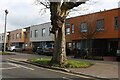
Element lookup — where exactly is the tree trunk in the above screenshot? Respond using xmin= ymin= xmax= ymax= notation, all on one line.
xmin=51 ymin=23 xmax=67 ymax=66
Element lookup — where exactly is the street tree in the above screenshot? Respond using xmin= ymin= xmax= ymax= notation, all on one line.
xmin=36 ymin=0 xmax=88 ymax=66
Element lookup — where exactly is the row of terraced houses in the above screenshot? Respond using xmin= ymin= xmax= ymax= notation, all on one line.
xmin=0 ymin=8 xmax=120 ymax=56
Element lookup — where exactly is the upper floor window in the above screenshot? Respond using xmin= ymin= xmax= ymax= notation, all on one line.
xmin=97 ymin=19 xmax=104 ymax=31
xmin=49 ymin=27 xmax=52 ymax=36
xmin=2 ymin=36 xmax=3 ymax=40
xmin=42 ymin=28 xmax=46 ymax=36
xmin=20 ymin=33 xmax=21 ymax=39
xmin=30 ymin=31 xmax=32 ymax=38
xmin=80 ymin=22 xmax=87 ymax=32
xmin=114 ymin=17 xmax=118 ymax=30
xmin=65 ymin=20 xmax=70 ymax=26
xmin=34 ymin=30 xmax=38 ymax=37
xmin=16 ymin=33 xmax=19 ymax=39
xmin=66 ymin=27 xmax=70 ymax=35
xmin=0 ymin=36 xmax=1 ymax=41
xmin=25 ymin=33 xmax=28 ymax=38
xmin=72 ymin=24 xmax=74 ymax=33
xmin=13 ymin=34 xmax=14 ymax=39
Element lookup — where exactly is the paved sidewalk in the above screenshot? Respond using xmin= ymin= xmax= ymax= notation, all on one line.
xmin=69 ymin=61 xmax=119 ymax=79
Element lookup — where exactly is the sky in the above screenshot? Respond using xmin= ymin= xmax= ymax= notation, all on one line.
xmin=0 ymin=0 xmax=120 ymax=33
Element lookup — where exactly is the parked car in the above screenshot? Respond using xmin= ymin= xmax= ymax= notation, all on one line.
xmin=36 ymin=47 xmax=43 ymax=54
xmin=8 ymin=46 xmax=24 ymax=52
xmin=36 ymin=44 xmax=54 ymax=56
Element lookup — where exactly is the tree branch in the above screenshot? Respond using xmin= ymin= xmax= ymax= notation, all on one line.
xmin=61 ymin=1 xmax=87 ymax=11
xmin=40 ymin=2 xmax=50 ymax=8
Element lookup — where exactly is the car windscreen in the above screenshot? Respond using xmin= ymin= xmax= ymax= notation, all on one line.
xmin=46 ymin=44 xmax=54 ymax=48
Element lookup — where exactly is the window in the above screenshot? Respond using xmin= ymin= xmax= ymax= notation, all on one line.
xmin=81 ymin=22 xmax=87 ymax=32
xmin=16 ymin=33 xmax=19 ymax=39
xmin=114 ymin=17 xmax=118 ymax=30
xmin=34 ymin=30 xmax=38 ymax=37
xmin=20 ymin=33 xmax=21 ymax=39
xmin=67 ymin=42 xmax=72 ymax=48
xmin=42 ymin=28 xmax=45 ymax=36
xmin=0 ymin=36 xmax=1 ymax=40
xmin=97 ymin=19 xmax=104 ymax=31
xmin=30 ymin=31 xmax=32 ymax=38
xmin=25 ymin=33 xmax=28 ymax=38
xmin=65 ymin=19 xmax=70 ymax=35
xmin=13 ymin=34 xmax=14 ymax=39
xmin=65 ymin=20 xmax=70 ymax=26
xmin=2 ymin=36 xmax=3 ymax=40
xmin=66 ymin=27 xmax=70 ymax=35
xmin=72 ymin=24 xmax=74 ymax=33
xmin=49 ymin=27 xmax=52 ymax=36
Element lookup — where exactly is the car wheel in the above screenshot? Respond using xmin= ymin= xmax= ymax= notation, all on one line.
xmin=13 ymin=49 xmax=16 ymax=52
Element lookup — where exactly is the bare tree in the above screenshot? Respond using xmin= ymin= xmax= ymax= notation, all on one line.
xmin=80 ymin=14 xmax=98 ymax=56
xmin=36 ymin=0 xmax=88 ymax=66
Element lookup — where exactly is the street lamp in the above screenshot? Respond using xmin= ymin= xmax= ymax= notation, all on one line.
xmin=3 ymin=9 xmax=8 ymax=52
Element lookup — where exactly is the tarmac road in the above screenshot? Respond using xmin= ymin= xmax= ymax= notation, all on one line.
xmin=1 ymin=60 xmax=93 ymax=80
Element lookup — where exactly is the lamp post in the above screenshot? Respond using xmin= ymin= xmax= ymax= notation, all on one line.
xmin=3 ymin=9 xmax=8 ymax=52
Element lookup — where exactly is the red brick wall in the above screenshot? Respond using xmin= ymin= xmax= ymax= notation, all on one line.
xmin=66 ymin=8 xmax=120 ymax=42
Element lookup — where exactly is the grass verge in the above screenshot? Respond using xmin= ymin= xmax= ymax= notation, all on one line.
xmin=0 ymin=52 xmax=15 ymax=55
xmin=28 ymin=58 xmax=94 ymax=68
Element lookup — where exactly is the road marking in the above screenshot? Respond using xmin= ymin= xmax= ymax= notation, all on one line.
xmin=18 ymin=65 xmax=34 ymax=71
xmin=0 ymin=67 xmax=18 ymax=70
xmin=8 ymin=62 xmax=34 ymax=71
xmin=0 ymin=62 xmax=34 ymax=70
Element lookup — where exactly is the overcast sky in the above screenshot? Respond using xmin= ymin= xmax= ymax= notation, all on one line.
xmin=0 ymin=0 xmax=119 ymax=33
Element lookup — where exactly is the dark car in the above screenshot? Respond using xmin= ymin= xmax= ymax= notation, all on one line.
xmin=36 ymin=47 xmax=43 ymax=54
xmin=43 ymin=44 xmax=54 ymax=56
xmin=36 ymin=44 xmax=54 ymax=56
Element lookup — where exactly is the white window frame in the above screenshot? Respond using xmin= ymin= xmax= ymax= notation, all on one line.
xmin=66 ymin=27 xmax=70 ymax=35
xmin=42 ymin=28 xmax=46 ymax=36
xmin=81 ymin=22 xmax=87 ymax=32
xmin=72 ymin=24 xmax=74 ymax=33
xmin=97 ymin=19 xmax=104 ymax=31
xmin=34 ymin=30 xmax=38 ymax=37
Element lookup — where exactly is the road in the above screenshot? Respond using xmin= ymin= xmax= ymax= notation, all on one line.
xmin=1 ymin=53 xmax=93 ymax=80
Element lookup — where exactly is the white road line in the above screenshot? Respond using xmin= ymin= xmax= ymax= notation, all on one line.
xmin=18 ymin=65 xmax=34 ymax=71
xmin=7 ymin=62 xmax=34 ymax=71
xmin=0 ymin=67 xmax=18 ymax=70
xmin=0 ymin=62 xmax=34 ymax=70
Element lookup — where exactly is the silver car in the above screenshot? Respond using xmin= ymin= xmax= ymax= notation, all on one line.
xmin=8 ymin=46 xmax=23 ymax=52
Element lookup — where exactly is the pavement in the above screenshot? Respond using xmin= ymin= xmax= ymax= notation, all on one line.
xmin=1 ymin=51 xmax=120 ymax=80
xmin=69 ymin=59 xmax=119 ymax=79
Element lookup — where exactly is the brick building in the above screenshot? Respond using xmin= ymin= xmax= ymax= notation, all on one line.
xmin=66 ymin=8 xmax=120 ymax=56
